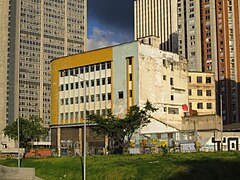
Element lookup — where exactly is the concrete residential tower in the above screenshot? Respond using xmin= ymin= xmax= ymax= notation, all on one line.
xmin=0 ymin=0 xmax=87 ymax=147
xmin=177 ymin=0 xmax=240 ymax=125
xmin=134 ymin=0 xmax=178 ymax=53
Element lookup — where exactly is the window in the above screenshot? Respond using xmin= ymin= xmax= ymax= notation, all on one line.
xmin=80 ymin=96 xmax=84 ymax=103
xmin=85 ymin=66 xmax=89 ymax=73
xmin=197 ymin=90 xmax=202 ymax=96
xmin=197 ymin=103 xmax=203 ymax=109
xmin=70 ymin=98 xmax=74 ymax=104
xmin=107 ymin=93 xmax=111 ymax=100
xmin=107 ymin=62 xmax=111 ymax=69
xmin=101 ymin=63 xmax=105 ymax=70
xmin=118 ymin=91 xmax=124 ymax=99
xmin=75 ymin=112 xmax=79 ymax=119
xmin=91 ymin=80 xmax=94 ymax=86
xmin=197 ymin=76 xmax=202 ymax=83
xmin=75 ymin=68 xmax=79 ymax=75
xmin=75 ymin=82 xmax=79 ymax=89
xmin=168 ymin=107 xmax=179 ymax=114
xmin=189 ymin=103 xmax=192 ymax=109
xmin=90 ymin=65 xmax=94 ymax=72
xmin=129 ymin=90 xmax=132 ymax=97
xmin=70 ymin=83 xmax=74 ymax=90
xmin=65 ymin=84 xmax=69 ymax=90
xmin=80 ymin=67 xmax=84 ymax=74
xmin=163 ymin=75 xmax=166 ymax=80
xmin=170 ymin=63 xmax=174 ymax=70
xmin=102 ymin=94 xmax=106 ymax=101
xmin=163 ymin=107 xmax=167 ymax=112
xmin=128 ymin=57 xmax=132 ymax=65
xmin=108 ymin=77 xmax=111 ymax=84
xmin=170 ymin=78 xmax=174 ymax=85
xmin=207 ymin=103 xmax=212 ymax=109
xmin=171 ymin=95 xmax=174 ymax=101
xmin=60 ymin=84 xmax=64 ymax=91
xmin=163 ymin=59 xmax=166 ymax=66
xmin=129 ymin=74 xmax=132 ymax=81
xmin=60 ymin=99 xmax=64 ymax=105
xmin=188 ymin=76 xmax=191 ymax=83
xmin=96 ymin=79 xmax=100 ymax=86
xmin=91 ymin=95 xmax=94 ymax=102
xmin=70 ymin=69 xmax=73 ymax=75
xmin=206 ymin=77 xmax=211 ymax=83
xmin=206 ymin=90 xmax=211 ymax=96
xmin=102 ymin=78 xmax=106 ymax=85
xmin=96 ymin=64 xmax=100 ymax=71
xmin=75 ymin=97 xmax=79 ymax=104
xmin=189 ymin=89 xmax=192 ymax=96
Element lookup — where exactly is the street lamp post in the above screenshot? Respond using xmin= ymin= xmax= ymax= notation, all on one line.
xmin=18 ymin=116 xmax=20 ymax=167
xmin=72 ymin=74 xmax=87 ymax=180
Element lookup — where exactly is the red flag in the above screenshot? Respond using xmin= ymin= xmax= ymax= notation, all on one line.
xmin=182 ymin=104 xmax=189 ymax=111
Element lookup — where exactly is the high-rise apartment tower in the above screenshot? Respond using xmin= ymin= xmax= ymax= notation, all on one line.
xmin=0 ymin=0 xmax=87 ymax=140
xmin=134 ymin=0 xmax=178 ymax=53
xmin=178 ymin=0 xmax=240 ymax=125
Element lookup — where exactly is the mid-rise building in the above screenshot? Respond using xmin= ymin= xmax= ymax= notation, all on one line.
xmin=178 ymin=0 xmax=240 ymax=125
xmin=0 ymin=0 xmax=87 ymax=148
xmin=188 ymin=72 xmax=215 ymax=115
xmin=51 ymin=38 xmax=188 ymax=155
xmin=134 ymin=0 xmax=178 ymax=53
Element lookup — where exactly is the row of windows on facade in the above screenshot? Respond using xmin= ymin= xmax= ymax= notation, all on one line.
xmin=59 ymin=77 xmax=112 ymax=91
xmin=60 ymin=90 xmax=133 ymax=106
xmin=60 ymin=93 xmax=112 ymax=105
xmin=60 ymin=109 xmax=111 ymax=121
xmin=60 ymin=61 xmax=111 ymax=77
xmin=188 ymin=76 xmax=212 ymax=83
xmin=189 ymin=89 xmax=212 ymax=96
xmin=189 ymin=102 xmax=212 ymax=109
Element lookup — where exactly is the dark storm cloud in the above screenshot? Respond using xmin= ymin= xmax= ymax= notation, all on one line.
xmin=88 ymin=0 xmax=134 ymax=34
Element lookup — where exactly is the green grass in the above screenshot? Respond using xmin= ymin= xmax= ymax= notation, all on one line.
xmin=1 ymin=152 xmax=240 ymax=180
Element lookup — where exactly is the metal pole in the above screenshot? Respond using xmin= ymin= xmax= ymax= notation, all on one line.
xmin=18 ymin=117 xmax=20 ymax=167
xmin=83 ymin=78 xmax=86 ymax=180
xmin=72 ymin=74 xmax=86 ymax=179
xmin=220 ymin=95 xmax=223 ymax=151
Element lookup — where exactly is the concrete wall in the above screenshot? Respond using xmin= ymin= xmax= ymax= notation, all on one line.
xmin=182 ymin=115 xmax=221 ymax=131
xmin=138 ymin=43 xmax=188 ymax=129
xmin=112 ymin=42 xmax=139 ymax=116
xmin=0 ymin=165 xmax=36 ymax=180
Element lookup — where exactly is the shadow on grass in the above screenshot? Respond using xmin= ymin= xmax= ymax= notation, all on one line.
xmin=167 ymin=158 xmax=240 ymax=180
xmin=80 ymin=156 xmax=83 ymax=180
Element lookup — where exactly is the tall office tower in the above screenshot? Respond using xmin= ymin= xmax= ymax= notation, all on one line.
xmin=0 ymin=0 xmax=87 ymax=136
xmin=178 ymin=0 xmax=240 ymax=125
xmin=134 ymin=0 xmax=178 ymax=53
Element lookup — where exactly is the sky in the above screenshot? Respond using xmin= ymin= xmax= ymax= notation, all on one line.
xmin=87 ymin=0 xmax=134 ymax=50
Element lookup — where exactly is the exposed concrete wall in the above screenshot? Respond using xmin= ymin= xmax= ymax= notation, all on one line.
xmin=141 ymin=119 xmax=178 ymax=134
xmin=182 ymin=115 xmax=221 ymax=131
xmin=0 ymin=165 xmax=35 ymax=180
xmin=138 ymin=43 xmax=188 ymax=130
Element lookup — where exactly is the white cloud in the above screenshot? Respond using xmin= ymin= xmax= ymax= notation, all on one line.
xmin=87 ymin=26 xmax=118 ymax=51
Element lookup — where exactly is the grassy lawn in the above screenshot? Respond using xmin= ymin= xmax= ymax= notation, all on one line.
xmin=1 ymin=151 xmax=240 ymax=180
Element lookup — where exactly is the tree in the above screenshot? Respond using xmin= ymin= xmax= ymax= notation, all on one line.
xmin=3 ymin=116 xmax=48 ymax=158
xmin=88 ymin=100 xmax=158 ymax=154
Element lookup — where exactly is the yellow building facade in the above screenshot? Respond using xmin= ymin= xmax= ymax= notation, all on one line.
xmin=188 ymin=72 xmax=215 ymax=115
